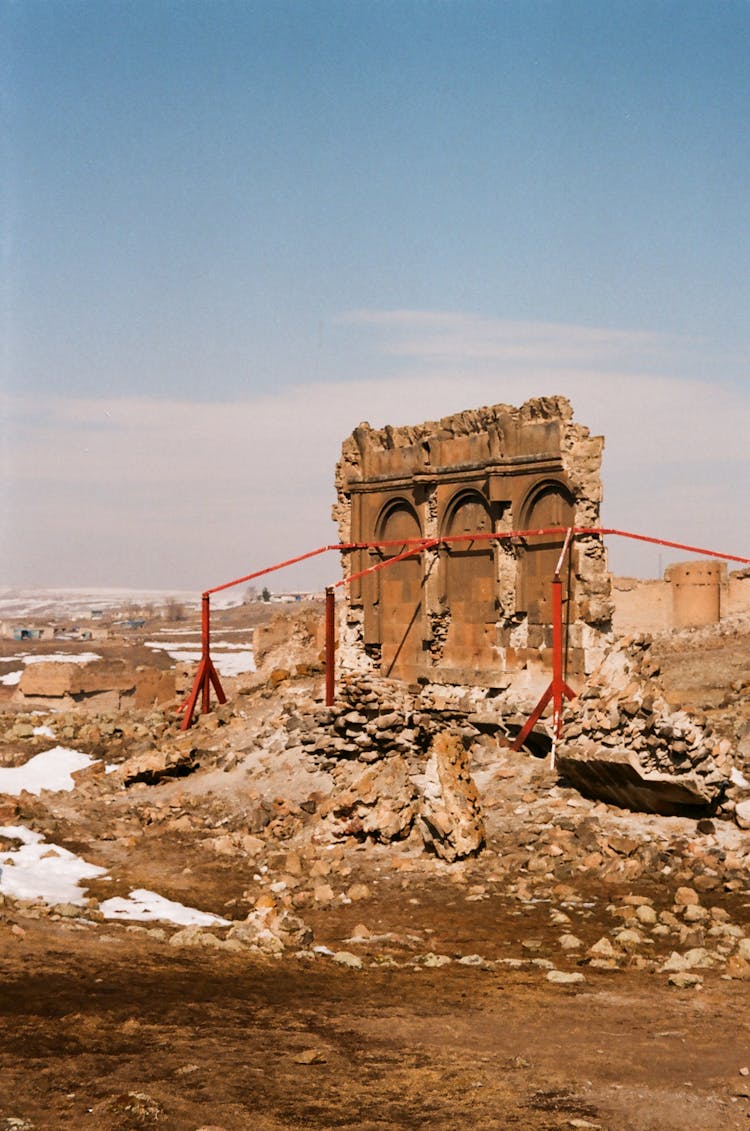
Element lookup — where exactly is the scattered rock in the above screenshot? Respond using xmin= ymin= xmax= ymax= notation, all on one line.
xmin=547 ymin=970 xmax=586 ymax=985
xmin=667 ymin=972 xmax=703 ymax=989
xmin=294 ymin=1048 xmax=327 ymax=1065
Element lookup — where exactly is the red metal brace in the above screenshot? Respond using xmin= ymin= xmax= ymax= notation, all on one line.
xmin=325 ymin=586 xmax=336 ymax=707
xmin=512 ymin=528 xmax=577 ymax=753
xmin=179 ymin=593 xmax=227 ymax=730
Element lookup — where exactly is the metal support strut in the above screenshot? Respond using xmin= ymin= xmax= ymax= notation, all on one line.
xmin=325 ymin=586 xmax=335 ymax=707
xmin=180 ymin=593 xmax=227 ymax=730
xmin=512 ymin=529 xmax=577 ymax=758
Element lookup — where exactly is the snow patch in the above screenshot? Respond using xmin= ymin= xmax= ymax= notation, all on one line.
xmin=145 ymin=640 xmax=255 ymax=675
xmin=99 ymin=888 xmax=230 ymax=927
xmin=0 ymin=825 xmax=106 ymax=905
xmin=0 ymin=746 xmax=97 ymax=796
xmin=212 ymin=651 xmax=256 ymax=676
xmin=22 ymin=652 xmax=102 ymax=666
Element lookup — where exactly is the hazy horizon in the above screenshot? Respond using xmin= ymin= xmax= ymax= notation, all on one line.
xmin=3 ymin=2 xmax=748 ymax=589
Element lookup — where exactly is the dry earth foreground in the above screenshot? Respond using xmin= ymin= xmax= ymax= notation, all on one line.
xmin=2 ymin=607 xmax=750 ymax=1130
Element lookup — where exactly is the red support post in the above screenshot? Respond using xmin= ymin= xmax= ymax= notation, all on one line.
xmin=179 ymin=593 xmax=227 ymax=730
xmin=512 ymin=533 xmax=576 ymax=754
xmin=325 ymin=586 xmax=335 ymax=707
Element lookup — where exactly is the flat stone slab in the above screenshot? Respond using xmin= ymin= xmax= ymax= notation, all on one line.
xmin=556 ymin=747 xmax=714 ymax=816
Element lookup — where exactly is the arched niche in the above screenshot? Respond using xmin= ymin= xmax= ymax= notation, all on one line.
xmin=517 ymin=479 xmax=574 ymax=625
xmin=376 ymin=499 xmax=422 ymax=550
xmin=375 ymin=499 xmax=424 ymax=679
xmin=440 ymin=489 xmax=496 ymax=670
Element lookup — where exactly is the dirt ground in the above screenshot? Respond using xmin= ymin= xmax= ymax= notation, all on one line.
xmin=3 ymin=921 xmax=750 ymax=1131
xmin=2 ymin=607 xmax=750 ymax=1131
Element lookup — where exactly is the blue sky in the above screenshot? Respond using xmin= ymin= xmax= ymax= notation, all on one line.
xmin=2 ymin=1 xmax=749 ymax=589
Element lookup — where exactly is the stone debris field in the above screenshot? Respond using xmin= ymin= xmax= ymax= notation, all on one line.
xmin=2 ymin=592 xmax=750 ymax=1131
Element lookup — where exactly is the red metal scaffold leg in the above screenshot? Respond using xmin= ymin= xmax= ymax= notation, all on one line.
xmin=180 ymin=593 xmax=226 ymax=730
xmin=325 ymin=586 xmax=335 ymax=707
xmin=512 ymin=534 xmax=576 ymax=755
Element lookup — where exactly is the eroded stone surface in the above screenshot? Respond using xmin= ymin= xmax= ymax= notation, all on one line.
xmin=334 ymin=396 xmax=611 ymax=686
xmin=420 ymin=732 xmax=485 ymax=862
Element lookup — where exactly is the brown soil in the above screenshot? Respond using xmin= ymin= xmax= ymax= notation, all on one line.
xmin=2 ymin=612 xmax=750 ymax=1130
xmin=3 ymin=920 xmax=750 ymax=1131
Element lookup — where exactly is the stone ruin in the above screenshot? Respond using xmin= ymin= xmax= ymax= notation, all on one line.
xmin=327 ymin=396 xmax=750 ymax=825
xmin=333 ymin=395 xmax=612 ymax=688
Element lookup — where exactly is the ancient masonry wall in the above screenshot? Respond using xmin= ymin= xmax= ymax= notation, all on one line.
xmin=333 ymin=396 xmax=612 ymax=688
xmin=612 ymin=565 xmax=750 ymax=636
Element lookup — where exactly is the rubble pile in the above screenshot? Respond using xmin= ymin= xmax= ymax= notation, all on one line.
xmin=319 ymin=755 xmax=418 ymax=842
xmin=557 ymin=634 xmax=732 ymax=813
xmin=287 ymin=673 xmax=511 ymax=767
xmin=252 ymin=606 xmax=325 ymax=681
xmin=274 ymin=674 xmax=488 ymax=856
xmin=294 ymin=674 xmax=435 ymax=765
xmin=1 ymin=707 xmax=173 ymax=767
xmin=3 ymin=598 xmax=750 ymax=993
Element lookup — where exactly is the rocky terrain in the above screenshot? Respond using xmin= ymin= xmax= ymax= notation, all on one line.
xmin=1 ymin=606 xmax=750 ymax=1130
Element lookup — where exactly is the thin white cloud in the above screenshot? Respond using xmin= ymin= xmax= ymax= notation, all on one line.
xmin=339 ymin=309 xmax=682 ymax=367
xmin=3 ymin=312 xmax=749 ymax=588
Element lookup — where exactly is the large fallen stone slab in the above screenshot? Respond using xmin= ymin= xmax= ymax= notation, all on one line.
xmin=420 ymin=731 xmax=485 ymax=861
xmin=19 ymin=660 xmax=135 ymax=699
xmin=558 ymin=633 xmax=734 ymax=814
xmin=119 ymin=745 xmax=200 ymax=786
xmin=556 ymin=746 xmax=717 ymax=816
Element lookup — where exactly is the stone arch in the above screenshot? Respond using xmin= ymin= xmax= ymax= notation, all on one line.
xmin=375 ymin=498 xmax=424 ymax=680
xmin=517 ymin=479 xmax=575 ymax=626
xmin=442 ymin=489 xmax=493 ymax=541
xmin=440 ymin=489 xmax=496 ymax=671
xmin=375 ymin=497 xmax=422 ymax=547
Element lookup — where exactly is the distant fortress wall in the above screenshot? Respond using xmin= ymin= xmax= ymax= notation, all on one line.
xmin=611 ymin=562 xmax=750 ymax=635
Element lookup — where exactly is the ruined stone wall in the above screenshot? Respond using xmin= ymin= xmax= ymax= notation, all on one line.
xmin=611 ymin=563 xmax=750 ymax=636
xmin=333 ymin=397 xmax=611 ymax=687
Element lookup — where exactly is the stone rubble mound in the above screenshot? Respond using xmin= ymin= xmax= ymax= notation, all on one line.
xmin=279 ymin=674 xmax=486 ymax=858
xmin=557 ymin=634 xmax=732 ymax=813
xmin=297 ymin=674 xmax=434 ymax=764
xmin=319 ymin=754 xmax=418 ymax=842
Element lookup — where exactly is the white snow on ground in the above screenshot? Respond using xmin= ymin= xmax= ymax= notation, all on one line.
xmin=145 ymin=641 xmax=252 ymax=652
xmin=0 ymin=825 xmax=107 ymax=905
xmin=0 ymin=828 xmax=230 ymax=921
xmin=212 ymin=651 xmax=256 ymax=676
xmin=145 ymin=641 xmax=256 ymax=675
xmin=22 ymin=651 xmax=101 ymax=666
xmin=0 ymin=587 xmax=248 ymax=620
xmin=0 ymin=652 xmax=100 ymax=687
xmin=150 ymin=627 xmax=254 ymax=637
xmin=32 ymin=725 xmax=56 ymax=739
xmin=0 ymin=746 xmax=97 ymax=796
xmin=100 ymin=889 xmax=230 ymax=926
xmin=0 ymin=587 xmax=200 ymax=619
xmin=150 ymin=627 xmax=202 ymax=637
xmin=1 ymin=651 xmax=102 ymax=669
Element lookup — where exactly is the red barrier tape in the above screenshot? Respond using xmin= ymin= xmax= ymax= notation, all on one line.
xmin=203 ymin=526 xmax=750 ymax=599
xmin=181 ymin=524 xmax=750 ymax=729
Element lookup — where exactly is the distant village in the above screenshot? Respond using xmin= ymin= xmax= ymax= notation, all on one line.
xmin=0 ymin=587 xmax=323 ymax=642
